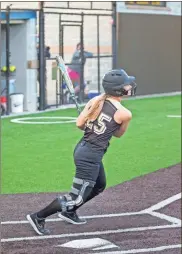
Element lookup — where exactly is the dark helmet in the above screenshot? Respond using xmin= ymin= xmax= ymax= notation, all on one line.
xmin=102 ymin=69 xmax=137 ymax=97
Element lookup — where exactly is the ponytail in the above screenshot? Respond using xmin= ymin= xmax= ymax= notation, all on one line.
xmin=85 ymin=93 xmax=109 ymax=122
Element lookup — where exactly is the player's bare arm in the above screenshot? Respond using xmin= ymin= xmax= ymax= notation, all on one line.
xmin=76 ymin=112 xmax=87 ymax=130
xmin=76 ymin=98 xmax=96 ymax=129
xmin=113 ymin=107 xmax=132 ymax=138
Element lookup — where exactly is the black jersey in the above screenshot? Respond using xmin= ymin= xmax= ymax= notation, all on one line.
xmin=83 ymin=100 xmax=120 ymax=150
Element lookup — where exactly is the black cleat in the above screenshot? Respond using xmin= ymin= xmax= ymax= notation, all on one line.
xmin=58 ymin=211 xmax=87 ymax=225
xmin=26 ymin=213 xmax=50 ymax=235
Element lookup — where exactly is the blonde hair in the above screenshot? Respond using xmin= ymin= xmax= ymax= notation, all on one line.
xmin=84 ymin=93 xmax=109 ymax=122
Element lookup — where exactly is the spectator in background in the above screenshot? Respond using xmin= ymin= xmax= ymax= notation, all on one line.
xmin=68 ymin=42 xmax=93 ymax=95
xmin=37 ymin=44 xmax=51 ymax=59
xmin=45 ymin=46 xmax=51 ymax=59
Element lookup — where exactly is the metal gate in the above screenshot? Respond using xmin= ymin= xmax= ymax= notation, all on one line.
xmin=58 ymin=18 xmax=84 ymax=105
xmin=1 ymin=2 xmax=117 ymax=114
xmin=39 ymin=1 xmax=116 ymax=110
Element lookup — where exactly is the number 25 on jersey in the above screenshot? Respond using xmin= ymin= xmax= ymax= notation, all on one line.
xmin=86 ymin=113 xmax=112 ymax=135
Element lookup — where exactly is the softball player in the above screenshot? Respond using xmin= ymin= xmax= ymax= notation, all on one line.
xmin=27 ymin=69 xmax=137 ymax=235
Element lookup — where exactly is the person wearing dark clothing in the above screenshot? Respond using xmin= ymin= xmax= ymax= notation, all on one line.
xmin=67 ymin=43 xmax=93 ymax=95
xmin=37 ymin=45 xmax=51 ymax=59
xmin=26 ymin=69 xmax=137 ymax=235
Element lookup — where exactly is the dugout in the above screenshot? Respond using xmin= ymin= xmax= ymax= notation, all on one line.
xmin=0 ymin=10 xmax=37 ymax=113
xmin=116 ymin=2 xmax=181 ymax=95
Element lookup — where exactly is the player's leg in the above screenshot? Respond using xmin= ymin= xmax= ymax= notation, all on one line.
xmin=74 ymin=161 xmax=106 ymax=207
xmin=59 ymin=162 xmax=106 ymax=224
xmin=82 ymin=162 xmax=106 ymax=203
xmin=74 ymin=75 xmax=81 ymax=95
xmin=59 ymin=141 xmax=104 ymax=224
xmin=27 ymin=141 xmax=103 ymax=234
xmin=27 ymin=174 xmax=97 ymax=234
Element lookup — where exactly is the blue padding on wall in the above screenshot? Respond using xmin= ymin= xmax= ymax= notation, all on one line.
xmin=0 ymin=11 xmax=36 ymax=20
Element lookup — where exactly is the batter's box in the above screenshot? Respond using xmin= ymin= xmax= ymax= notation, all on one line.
xmin=1 ymin=214 xmax=169 ymax=240
xmin=141 ymin=193 xmax=182 ymax=226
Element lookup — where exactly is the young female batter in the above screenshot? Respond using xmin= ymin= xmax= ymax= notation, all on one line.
xmin=27 ymin=69 xmax=137 ymax=235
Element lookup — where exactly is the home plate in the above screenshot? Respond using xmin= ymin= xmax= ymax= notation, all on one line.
xmin=56 ymin=238 xmax=119 ymax=250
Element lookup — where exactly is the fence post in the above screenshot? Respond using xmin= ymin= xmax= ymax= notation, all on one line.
xmin=5 ymin=5 xmax=11 ymax=115
xmin=97 ymin=15 xmax=101 ymax=94
xmin=59 ymin=14 xmax=64 ymax=105
xmin=112 ymin=1 xmax=117 ymax=69
xmin=39 ymin=1 xmax=46 ymax=110
xmin=80 ymin=12 xmax=84 ymax=103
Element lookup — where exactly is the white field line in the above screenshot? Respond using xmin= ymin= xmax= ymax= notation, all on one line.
xmin=1 ymin=211 xmax=144 ymax=225
xmin=1 ymin=103 xmax=87 ymax=119
xmin=124 ymin=91 xmax=181 ymax=101
xmin=1 ymin=224 xmax=180 ymax=243
xmin=92 ymin=244 xmax=182 ymax=254
xmin=147 ymin=211 xmax=182 ymax=225
xmin=2 ymin=91 xmax=181 ymax=119
xmin=142 ymin=193 xmax=181 ymax=213
xmin=2 ymin=193 xmax=181 ymax=226
xmin=167 ymin=115 xmax=181 ymax=118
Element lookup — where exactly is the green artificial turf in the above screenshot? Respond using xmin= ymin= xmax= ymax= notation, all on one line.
xmin=1 ymin=95 xmax=181 ymax=194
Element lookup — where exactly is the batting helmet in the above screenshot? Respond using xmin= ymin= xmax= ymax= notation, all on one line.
xmin=102 ymin=69 xmax=137 ymax=97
